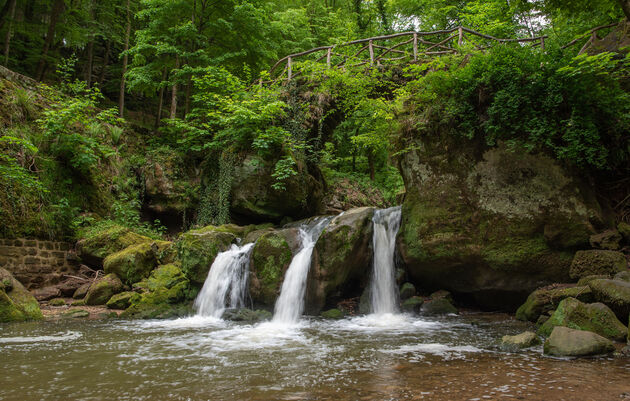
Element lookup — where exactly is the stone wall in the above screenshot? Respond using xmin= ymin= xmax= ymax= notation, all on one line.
xmin=0 ymin=238 xmax=80 ymax=289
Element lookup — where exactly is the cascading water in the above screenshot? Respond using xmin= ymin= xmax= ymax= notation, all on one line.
xmin=272 ymin=217 xmax=332 ymax=324
xmin=194 ymin=243 xmax=254 ymax=318
xmin=370 ymin=206 xmax=402 ymax=315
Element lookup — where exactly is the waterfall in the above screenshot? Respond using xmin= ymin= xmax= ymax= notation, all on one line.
xmin=272 ymin=217 xmax=332 ymax=324
xmin=370 ymin=206 xmax=402 ymax=315
xmin=194 ymin=243 xmax=254 ymax=318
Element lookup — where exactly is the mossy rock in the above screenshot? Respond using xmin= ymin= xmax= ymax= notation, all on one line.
xmin=577 ymin=275 xmax=610 ymax=287
xmin=77 ymin=224 xmax=152 ymax=268
xmin=73 ymin=282 xmax=91 ymax=299
xmin=85 ymin=274 xmax=123 ymax=305
xmin=176 ymin=226 xmax=236 ymax=285
xmin=103 ymin=242 xmax=159 ymax=286
xmin=401 ymin=296 xmax=424 ymax=313
xmin=49 ymin=298 xmax=66 ymax=306
xmin=500 ymin=331 xmax=541 ymax=352
xmin=71 ymin=299 xmax=86 ymax=306
xmin=421 ymin=297 xmax=457 ymax=315
xmin=249 ymin=230 xmax=296 ymax=306
xmin=569 ymin=250 xmax=627 ymax=280
xmin=515 ymin=285 xmax=593 ymax=322
xmin=589 ymin=230 xmax=622 ymax=250
xmin=320 ymin=308 xmax=344 ymax=319
xmin=618 ymin=222 xmax=630 ymax=243
xmin=106 ymin=291 xmax=141 ymax=309
xmin=62 ymin=309 xmax=90 ymax=319
xmin=306 ymin=207 xmax=375 ymax=314
xmin=121 ymin=264 xmax=192 ymax=319
xmin=0 ymin=268 xmax=43 ymax=322
xmin=543 ymin=326 xmax=614 ymax=357
xmin=614 ymin=271 xmax=630 ymax=282
xmin=222 ymin=308 xmax=272 ymax=322
xmin=588 ymin=278 xmax=630 ymax=323
xmin=537 ymin=297 xmax=627 ymax=341
xmin=430 ymin=290 xmax=454 ymax=303
xmin=399 ymin=283 xmax=416 ymax=300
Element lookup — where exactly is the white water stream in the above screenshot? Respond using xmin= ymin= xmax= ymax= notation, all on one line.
xmin=194 ymin=243 xmax=254 ymax=318
xmin=369 ymin=206 xmax=402 ymax=315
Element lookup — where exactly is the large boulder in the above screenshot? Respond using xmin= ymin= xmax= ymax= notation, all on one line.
xmin=76 ymin=224 xmax=151 ymax=268
xmin=543 ymin=326 xmax=614 ymax=357
xmin=305 ymin=208 xmax=375 ymax=314
xmin=500 ymin=331 xmax=541 ymax=352
xmin=569 ymin=250 xmax=627 ymax=280
xmin=122 ymin=264 xmax=192 ymax=319
xmin=103 ymin=242 xmax=167 ymax=285
xmin=84 ymin=273 xmax=123 ymax=305
xmin=176 ymin=226 xmax=237 ymax=285
xmin=0 ymin=268 xmax=42 ymax=322
xmin=515 ymin=285 xmax=593 ymax=322
xmin=589 ymin=230 xmax=622 ymax=250
xmin=229 ymin=154 xmax=324 ymax=223
xmin=249 ymin=229 xmax=298 ymax=306
xmin=537 ymin=297 xmax=627 ymax=341
xmin=397 ymin=141 xmax=601 ymax=310
xmin=588 ymin=278 xmax=630 ymax=323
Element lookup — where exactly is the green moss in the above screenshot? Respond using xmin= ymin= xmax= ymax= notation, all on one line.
xmin=0 ymin=268 xmax=43 ymax=322
xmin=401 ymin=296 xmax=424 ymax=313
xmin=106 ymin=291 xmax=141 ymax=309
xmin=103 ymin=242 xmax=158 ymax=285
xmin=49 ymin=298 xmax=66 ymax=306
xmin=176 ymin=226 xmax=236 ymax=285
xmin=62 ymin=309 xmax=90 ymax=318
xmin=515 ymin=285 xmax=593 ymax=322
xmin=321 ymin=308 xmax=344 ymax=319
xmin=570 ymin=251 xmax=627 ymax=279
xmin=85 ymin=273 xmax=123 ymax=305
xmin=78 ymin=223 xmax=152 ymax=263
xmin=251 ymin=232 xmax=292 ymax=305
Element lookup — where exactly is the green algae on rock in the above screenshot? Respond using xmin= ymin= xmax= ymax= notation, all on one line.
xmin=103 ymin=242 xmax=162 ymax=285
xmin=85 ymin=274 xmax=124 ymax=305
xmin=106 ymin=291 xmax=141 ymax=309
xmin=77 ymin=224 xmax=152 ymax=268
xmin=176 ymin=226 xmax=236 ymax=285
xmin=0 ymin=268 xmax=43 ymax=322
xmin=588 ymin=278 xmax=630 ymax=323
xmin=515 ymin=285 xmax=593 ymax=322
xmin=320 ymin=308 xmax=344 ymax=319
xmin=249 ymin=229 xmax=296 ymax=306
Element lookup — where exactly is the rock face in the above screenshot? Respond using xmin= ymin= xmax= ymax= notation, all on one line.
xmin=85 ymin=273 xmax=123 ymax=305
xmin=305 ymin=208 xmax=375 ymax=314
xmin=249 ymin=229 xmax=298 ymax=306
xmin=397 ymin=140 xmax=601 ymax=310
xmin=515 ymin=285 xmax=593 ymax=322
xmin=501 ymin=331 xmax=541 ymax=351
xmin=0 ymin=268 xmax=42 ymax=322
xmin=176 ymin=226 xmax=237 ymax=285
xmin=537 ymin=297 xmax=627 ymax=341
xmin=76 ymin=225 xmax=151 ymax=268
xmin=569 ymin=250 xmax=627 ymax=280
xmin=230 ymin=155 xmax=324 ymax=223
xmin=543 ymin=326 xmax=614 ymax=357
xmin=588 ymin=278 xmax=630 ymax=323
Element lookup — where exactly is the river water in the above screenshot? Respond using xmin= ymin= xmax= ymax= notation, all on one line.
xmin=1 ymin=313 xmax=629 ymax=401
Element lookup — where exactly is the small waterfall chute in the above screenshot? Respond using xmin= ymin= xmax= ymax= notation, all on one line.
xmin=369 ymin=206 xmax=402 ymax=315
xmin=194 ymin=242 xmax=254 ymax=318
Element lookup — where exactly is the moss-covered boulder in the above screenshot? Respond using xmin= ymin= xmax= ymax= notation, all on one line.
xmin=106 ymin=291 xmax=141 ymax=309
xmin=399 ymin=283 xmax=416 ymax=300
xmin=73 ymin=282 xmax=90 ymax=299
xmin=62 ymin=309 xmax=90 ymax=319
xmin=76 ymin=224 xmax=152 ymax=268
xmin=0 ymin=268 xmax=43 ymax=322
xmin=421 ymin=297 xmax=457 ymax=315
xmin=176 ymin=226 xmax=237 ymax=285
xmin=305 ymin=208 xmax=375 ymax=314
xmin=397 ymin=143 xmax=595 ymax=311
xmin=221 ymin=308 xmax=272 ymax=322
xmin=249 ymin=229 xmax=297 ymax=306
xmin=500 ymin=331 xmax=541 ymax=351
xmin=515 ymin=285 xmax=593 ymax=322
xmin=103 ymin=242 xmax=161 ymax=285
xmin=543 ymin=326 xmax=614 ymax=357
xmin=49 ymin=298 xmax=66 ymax=306
xmin=588 ymin=278 xmax=630 ymax=323
xmin=84 ymin=274 xmax=123 ymax=305
xmin=320 ymin=308 xmax=344 ymax=319
xmin=401 ymin=296 xmax=424 ymax=313
xmin=618 ymin=222 xmax=630 ymax=243
xmin=614 ymin=271 xmax=630 ymax=282
xmin=577 ymin=275 xmax=611 ymax=287
xmin=569 ymin=250 xmax=627 ymax=280
xmin=589 ymin=230 xmax=622 ymax=250
xmin=537 ymin=297 xmax=627 ymax=341
xmin=122 ymin=264 xmax=192 ymax=319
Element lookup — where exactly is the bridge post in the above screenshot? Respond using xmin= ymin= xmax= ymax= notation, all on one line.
xmin=369 ymin=40 xmax=374 ymax=66
xmin=413 ymin=33 xmax=418 ymax=61
xmin=458 ymin=27 xmax=464 ymax=46
xmin=327 ymin=47 xmax=332 ymax=68
xmin=287 ymin=56 xmax=292 ymax=80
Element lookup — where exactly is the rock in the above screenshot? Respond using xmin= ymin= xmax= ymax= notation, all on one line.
xmin=537 ymin=297 xmax=627 ymax=341
xmin=397 ymin=143 xmax=596 ymax=310
xmin=430 ymin=290 xmax=454 ymax=303
xmin=395 ymin=268 xmax=405 ymax=286
xmin=399 ymin=283 xmax=416 ymax=300
xmin=85 ymin=274 xmax=123 ymax=305
xmin=229 ymin=154 xmax=324 ymax=222
xmin=71 ymin=299 xmax=85 ymax=306
xmin=588 ymin=279 xmax=630 ymax=323
xmin=49 ymin=298 xmax=66 ymax=306
xmin=306 ymin=208 xmax=375 ymax=314
xmin=570 ymin=250 xmax=627 ymax=280
xmin=515 ymin=285 xmax=593 ymax=322
xmin=122 ymin=264 xmax=192 ymax=319
xmin=222 ymin=308 xmax=272 ymax=322
xmin=249 ymin=229 xmax=298 ymax=306
xmin=32 ymin=287 xmax=61 ymax=301
xmin=614 ymin=271 xmax=630 ymax=282
xmin=76 ymin=224 xmax=151 ymax=268
xmin=73 ymin=282 xmax=91 ymax=299
xmin=589 ymin=230 xmax=622 ymax=250
xmin=106 ymin=291 xmax=141 ymax=309
xmin=320 ymin=308 xmax=344 ymax=319
xmin=401 ymin=296 xmax=424 ymax=313
xmin=577 ymin=275 xmax=610 ymax=287
xmin=103 ymin=242 xmax=162 ymax=286
xmin=543 ymin=326 xmax=614 ymax=357
xmin=0 ymin=268 xmax=43 ymax=322
xmin=358 ymin=287 xmax=371 ymax=314
xmin=421 ymin=297 xmax=457 ymax=315
xmin=176 ymin=225 xmax=236 ymax=285
xmin=56 ymin=277 xmax=88 ymax=297
xmin=536 ymin=314 xmax=550 ymax=326
xmin=501 ymin=331 xmax=541 ymax=351
xmin=142 ymin=152 xmax=194 ymax=220
xmin=618 ymin=222 xmax=630 ymax=243
xmin=62 ymin=309 xmax=89 ymax=318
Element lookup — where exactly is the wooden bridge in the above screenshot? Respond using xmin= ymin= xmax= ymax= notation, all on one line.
xmin=262 ymin=23 xmax=619 ymax=85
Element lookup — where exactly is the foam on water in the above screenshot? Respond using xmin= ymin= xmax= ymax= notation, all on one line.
xmin=0 ymin=331 xmax=82 ymax=344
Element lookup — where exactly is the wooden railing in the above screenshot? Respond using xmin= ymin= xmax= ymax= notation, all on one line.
xmin=263 ymin=26 xmax=548 ymax=84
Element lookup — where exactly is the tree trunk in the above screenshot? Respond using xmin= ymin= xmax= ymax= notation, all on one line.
xmin=170 ymin=56 xmax=180 ymax=119
xmin=0 ymin=0 xmax=14 ymax=33
xmin=367 ymin=151 xmax=375 ymax=181
xmin=184 ymin=77 xmax=192 ymax=118
xmin=3 ymin=0 xmax=16 ymax=66
xmin=85 ymin=40 xmax=94 ymax=87
xmin=98 ymin=40 xmax=111 ymax=86
xmin=36 ymin=0 xmax=65 ymax=81
xmin=118 ymin=0 xmax=131 ymax=117
xmin=155 ymin=67 xmax=167 ymax=130
xmin=619 ymin=0 xmax=630 ymax=20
